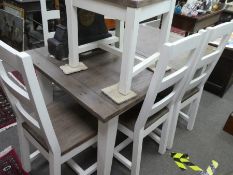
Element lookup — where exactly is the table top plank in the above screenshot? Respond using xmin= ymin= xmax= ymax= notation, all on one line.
xmin=28 ymin=47 xmax=153 ymax=122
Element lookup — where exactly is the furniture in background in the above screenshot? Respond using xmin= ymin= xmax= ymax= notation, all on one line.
xmin=0 ymin=0 xmax=3 ymax=8
xmin=172 ymin=10 xmax=223 ymax=36
xmin=204 ymin=44 xmax=233 ymax=97
xmin=44 ymin=0 xmax=112 ymax=60
xmin=114 ymin=31 xmax=203 ymax=175
xmin=167 ymin=21 xmax=233 ymax=149
xmin=223 ymin=112 xmax=233 ymax=136
xmin=204 ymin=6 xmax=233 ymax=97
xmin=2 ymin=0 xmax=56 ymax=49
xmin=0 ymin=9 xmax=24 ymax=51
xmin=39 ymin=0 xmax=60 ymax=46
xmin=64 ymin=0 xmax=176 ymax=103
xmin=0 ymin=41 xmax=98 ymax=175
xmin=219 ymin=3 xmax=233 ymax=23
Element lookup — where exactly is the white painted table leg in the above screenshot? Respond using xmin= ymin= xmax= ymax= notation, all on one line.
xmin=97 ymin=117 xmax=119 ymax=175
xmin=119 ymin=8 xmax=140 ymax=95
xmin=62 ymin=0 xmax=88 ymax=74
xmin=37 ymin=71 xmax=53 ymax=105
xmin=65 ymin=0 xmax=79 ymax=67
xmin=115 ymin=20 xmax=124 ymax=50
xmin=158 ymin=0 xmax=176 ymax=50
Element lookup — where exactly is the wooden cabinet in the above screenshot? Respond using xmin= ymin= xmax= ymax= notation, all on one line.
xmin=204 ymin=6 xmax=233 ymax=97
xmin=172 ymin=10 xmax=222 ymax=36
xmin=204 ymin=48 xmax=233 ymax=97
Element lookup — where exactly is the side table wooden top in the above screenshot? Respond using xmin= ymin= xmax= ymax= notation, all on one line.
xmin=101 ymin=0 xmax=164 ymax=8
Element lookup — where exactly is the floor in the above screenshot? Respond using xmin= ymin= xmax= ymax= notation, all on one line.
xmin=0 ymin=25 xmax=233 ymax=175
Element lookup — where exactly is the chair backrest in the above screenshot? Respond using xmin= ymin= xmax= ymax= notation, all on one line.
xmin=40 ymin=0 xmax=60 ymax=46
xmin=181 ymin=21 xmax=233 ymax=98
xmin=135 ymin=32 xmax=205 ymax=130
xmin=0 ymin=41 xmax=61 ymax=154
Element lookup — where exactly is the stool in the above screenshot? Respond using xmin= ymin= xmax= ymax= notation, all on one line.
xmin=64 ymin=0 xmax=176 ymax=103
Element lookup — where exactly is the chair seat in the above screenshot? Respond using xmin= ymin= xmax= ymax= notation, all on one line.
xmin=22 ymin=95 xmax=97 ymax=155
xmin=102 ymin=0 xmax=164 ymax=8
xmin=119 ymin=103 xmax=169 ymax=131
xmin=119 ymin=87 xmax=199 ymax=131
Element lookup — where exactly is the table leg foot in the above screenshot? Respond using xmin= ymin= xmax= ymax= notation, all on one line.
xmin=60 ymin=62 xmax=88 ymax=75
xmin=102 ymin=84 xmax=137 ymax=104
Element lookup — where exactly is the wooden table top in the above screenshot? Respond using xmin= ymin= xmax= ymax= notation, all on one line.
xmin=101 ymin=0 xmax=163 ymax=8
xmin=27 ymin=48 xmax=153 ymax=123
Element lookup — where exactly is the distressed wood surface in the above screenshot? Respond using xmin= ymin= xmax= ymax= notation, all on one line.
xmin=28 ymin=48 xmax=152 ymax=122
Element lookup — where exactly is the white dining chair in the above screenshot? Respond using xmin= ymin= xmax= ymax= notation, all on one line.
xmin=167 ymin=20 xmax=233 ymax=149
xmin=113 ymin=31 xmax=205 ymax=175
xmin=40 ymin=0 xmax=60 ymax=46
xmin=0 ymin=41 xmax=98 ymax=175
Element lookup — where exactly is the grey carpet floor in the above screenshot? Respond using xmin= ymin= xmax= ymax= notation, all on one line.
xmin=0 ymin=86 xmax=232 ymax=175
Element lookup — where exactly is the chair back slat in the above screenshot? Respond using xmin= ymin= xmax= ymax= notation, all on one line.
xmin=0 ymin=72 xmax=31 ymax=108
xmin=135 ymin=32 xmax=204 ymax=129
xmin=15 ymin=102 xmax=41 ymax=132
xmin=196 ymin=50 xmax=221 ymax=69
xmin=8 ymin=72 xmax=26 ymax=90
xmin=150 ymin=92 xmax=176 ymax=115
xmin=0 ymin=41 xmax=61 ymax=154
xmin=188 ymin=73 xmax=207 ymax=91
xmin=159 ymin=66 xmax=188 ymax=92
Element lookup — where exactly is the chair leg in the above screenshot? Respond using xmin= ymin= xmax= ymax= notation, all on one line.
xmin=167 ymin=102 xmax=181 ymax=150
xmin=17 ymin=123 xmax=31 ymax=172
xmin=159 ymin=105 xmax=174 ymax=154
xmin=131 ymin=130 xmax=144 ymax=175
xmin=187 ymin=94 xmax=202 ymax=131
xmin=49 ymin=153 xmax=61 ymax=175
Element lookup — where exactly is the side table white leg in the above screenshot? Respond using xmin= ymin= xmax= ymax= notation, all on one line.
xmin=115 ymin=20 xmax=124 ymax=50
xmin=158 ymin=0 xmax=176 ymax=50
xmin=97 ymin=117 xmax=119 ymax=175
xmin=65 ymin=0 xmax=79 ymax=66
xmin=119 ymin=8 xmax=140 ymax=95
xmin=62 ymin=0 xmax=87 ymax=74
xmin=101 ymin=9 xmax=138 ymax=104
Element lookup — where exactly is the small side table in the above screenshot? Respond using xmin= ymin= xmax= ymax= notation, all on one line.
xmin=172 ymin=10 xmax=223 ymax=36
xmin=64 ymin=0 xmax=176 ymax=104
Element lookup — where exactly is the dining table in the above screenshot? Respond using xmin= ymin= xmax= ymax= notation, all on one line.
xmin=26 ymin=25 xmax=185 ymax=175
